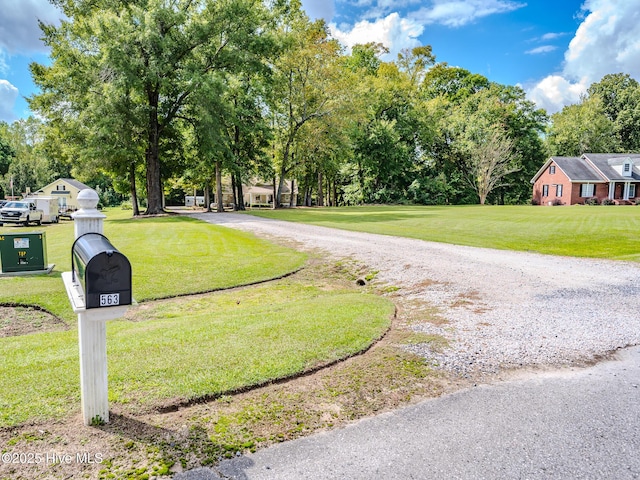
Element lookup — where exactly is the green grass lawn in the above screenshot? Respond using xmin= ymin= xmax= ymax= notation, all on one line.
xmin=0 ymin=209 xmax=393 ymax=427
xmin=246 ymin=205 xmax=640 ymax=261
xmin=0 ymin=209 xmax=307 ymax=321
xmin=1 ymin=280 xmax=392 ymax=426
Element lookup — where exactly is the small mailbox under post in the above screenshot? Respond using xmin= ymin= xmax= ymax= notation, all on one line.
xmin=62 ymin=189 xmax=133 ymax=426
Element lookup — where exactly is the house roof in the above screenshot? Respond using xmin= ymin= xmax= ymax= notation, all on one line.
xmin=583 ymin=153 xmax=640 ymax=181
xmin=531 ymin=154 xmax=640 ymax=184
xmin=245 ymin=184 xmax=292 ymax=195
xmin=554 ymin=156 xmax=605 ymax=182
xmin=36 ymin=177 xmax=91 ymax=193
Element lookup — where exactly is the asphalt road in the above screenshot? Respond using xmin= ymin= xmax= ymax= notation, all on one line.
xmin=175 ymin=346 xmax=640 ymax=480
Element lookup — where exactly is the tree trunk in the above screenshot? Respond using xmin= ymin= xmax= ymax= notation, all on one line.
xmin=272 ymin=177 xmax=277 ymax=210
xmin=304 ymin=186 xmax=311 ymax=206
xmin=358 ymin=159 xmax=364 ymax=203
xmin=317 ymin=171 xmax=324 ymax=207
xmin=236 ymin=176 xmax=245 ymax=211
xmin=332 ymin=179 xmax=337 ymax=207
xmin=289 ymin=179 xmax=295 ymax=207
xmin=216 ymin=160 xmax=224 ymax=212
xmin=231 ymin=173 xmax=238 ymax=211
xmin=326 ymin=176 xmax=331 ymax=206
xmin=145 ymin=87 xmax=164 ymax=215
xmin=205 ymin=184 xmax=211 ymax=212
xmin=276 ymin=139 xmax=294 ymax=208
xmin=129 ymin=162 xmax=140 ymax=216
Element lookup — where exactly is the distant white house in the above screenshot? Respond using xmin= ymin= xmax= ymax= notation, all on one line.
xmin=185 ymin=180 xmax=297 ymax=208
xmin=34 ymin=178 xmax=91 ymax=213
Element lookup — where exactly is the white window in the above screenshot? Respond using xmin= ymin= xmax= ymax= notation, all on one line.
xmin=556 ymin=184 xmax=563 ymax=197
xmin=542 ymin=185 xmax=549 ymax=197
xmin=629 ymin=184 xmax=637 ymax=198
xmin=549 ymin=165 xmax=556 ymax=174
xmin=580 ymin=184 xmax=594 ymax=197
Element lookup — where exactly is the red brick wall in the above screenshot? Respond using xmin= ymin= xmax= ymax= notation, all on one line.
xmin=569 ymin=183 xmax=608 ymax=204
xmin=532 ymin=162 xmax=572 ymax=205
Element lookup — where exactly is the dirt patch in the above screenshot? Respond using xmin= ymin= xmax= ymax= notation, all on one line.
xmin=0 ymin=306 xmax=67 ymax=337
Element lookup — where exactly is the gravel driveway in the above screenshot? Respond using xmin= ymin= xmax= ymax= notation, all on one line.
xmin=189 ymin=212 xmax=640 ymax=376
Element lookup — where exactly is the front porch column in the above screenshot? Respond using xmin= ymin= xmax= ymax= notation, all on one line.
xmin=608 ymin=182 xmax=615 ymax=200
xmin=624 ymin=182 xmax=632 ymax=200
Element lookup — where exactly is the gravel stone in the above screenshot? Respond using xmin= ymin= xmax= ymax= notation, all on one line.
xmin=189 ymin=212 xmax=640 ymax=377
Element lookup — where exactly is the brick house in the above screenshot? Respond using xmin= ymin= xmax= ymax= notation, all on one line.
xmin=531 ymin=153 xmax=640 ymax=205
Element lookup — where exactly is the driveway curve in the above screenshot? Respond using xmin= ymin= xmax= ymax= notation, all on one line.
xmin=188 ymin=212 xmax=640 ymax=376
xmin=174 ymin=212 xmax=640 ymax=480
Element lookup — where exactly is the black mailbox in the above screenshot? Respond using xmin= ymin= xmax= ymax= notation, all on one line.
xmin=72 ymin=233 xmax=132 ymax=309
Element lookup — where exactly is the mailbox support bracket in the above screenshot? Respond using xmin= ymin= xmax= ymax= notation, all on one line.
xmin=62 ymin=271 xmax=131 ymax=320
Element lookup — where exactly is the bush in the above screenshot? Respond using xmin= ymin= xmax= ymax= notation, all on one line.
xmin=602 ymin=198 xmax=616 ymax=205
xmin=531 ymin=198 xmax=540 ymax=206
xmin=551 ymin=198 xmax=563 ymax=206
xmin=584 ymin=197 xmax=599 ymax=206
xmin=120 ymin=200 xmax=132 ymax=210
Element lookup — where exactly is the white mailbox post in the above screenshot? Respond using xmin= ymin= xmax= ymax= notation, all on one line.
xmin=62 ymin=189 xmax=132 ymax=425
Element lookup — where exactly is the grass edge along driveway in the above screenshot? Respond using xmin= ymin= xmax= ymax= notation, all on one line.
xmin=245 ymin=204 xmax=640 ymax=261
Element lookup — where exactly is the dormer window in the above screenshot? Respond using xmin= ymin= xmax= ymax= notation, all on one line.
xmin=623 ymin=160 xmax=633 ymax=177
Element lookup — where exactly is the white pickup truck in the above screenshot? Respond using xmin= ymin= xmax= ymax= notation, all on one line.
xmin=0 ymin=200 xmax=43 ymax=226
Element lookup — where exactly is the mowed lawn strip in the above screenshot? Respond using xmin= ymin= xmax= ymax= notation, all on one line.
xmin=246 ymin=205 xmax=640 ymax=261
xmin=0 ymin=281 xmax=393 ymax=427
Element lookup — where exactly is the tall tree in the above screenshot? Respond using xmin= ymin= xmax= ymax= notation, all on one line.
xmin=31 ymin=0 xmax=273 ymax=214
xmin=269 ymin=16 xmax=344 ymax=206
xmin=546 ymin=96 xmax=619 ymax=156
xmin=1 ymin=118 xmax=53 ymax=197
xmin=222 ymin=75 xmax=273 ymax=210
xmin=460 ymin=126 xmax=518 ymax=205
xmin=588 ymin=73 xmax=640 ymax=151
xmin=345 ymin=46 xmax=436 ymax=204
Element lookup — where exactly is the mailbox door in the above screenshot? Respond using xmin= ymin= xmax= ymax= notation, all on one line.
xmin=85 ymin=251 xmax=132 ymax=309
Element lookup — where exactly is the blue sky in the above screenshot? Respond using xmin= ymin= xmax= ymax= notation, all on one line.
xmin=2 ymin=0 xmax=640 ymax=122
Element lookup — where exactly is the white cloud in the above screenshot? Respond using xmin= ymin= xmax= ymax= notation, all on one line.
xmin=300 ymin=0 xmax=336 ymax=22
xmin=0 ymin=79 xmax=19 ymax=122
xmin=528 ymin=0 xmax=640 ymax=113
xmin=525 ymin=45 xmax=557 ymax=55
xmin=410 ymin=0 xmax=525 ymax=27
xmin=527 ymin=75 xmax=587 ymax=114
xmin=541 ymin=32 xmax=566 ymax=41
xmin=330 ymin=13 xmax=423 ymax=60
xmin=0 ymin=0 xmax=63 ymax=54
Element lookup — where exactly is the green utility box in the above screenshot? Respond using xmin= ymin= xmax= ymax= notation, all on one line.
xmin=0 ymin=232 xmax=48 ymax=273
